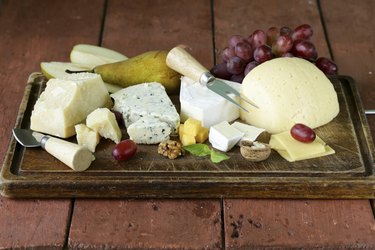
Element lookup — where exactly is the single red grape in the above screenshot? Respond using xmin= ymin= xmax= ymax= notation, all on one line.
xmin=250 ymin=30 xmax=267 ymax=49
xmin=253 ymin=45 xmax=273 ymax=63
xmin=266 ymin=27 xmax=279 ymax=46
xmin=280 ymin=26 xmax=293 ymax=37
xmin=221 ymin=47 xmax=235 ymax=63
xmin=228 ymin=35 xmax=247 ymax=48
xmin=244 ymin=61 xmax=259 ymax=75
xmin=290 ymin=123 xmax=316 ymax=143
xmin=315 ymin=57 xmax=338 ymax=75
xmin=291 ymin=39 xmax=317 ymax=61
xmin=292 ymin=24 xmax=313 ymax=41
xmin=226 ymin=56 xmax=246 ymax=75
xmin=112 ymin=139 xmax=137 ymax=161
xmin=235 ymin=42 xmax=253 ymax=62
xmin=210 ymin=62 xmax=232 ymax=80
xmin=112 ymin=110 xmax=124 ymax=127
xmin=230 ymin=73 xmax=245 ymax=83
xmin=272 ymin=35 xmax=293 ymax=56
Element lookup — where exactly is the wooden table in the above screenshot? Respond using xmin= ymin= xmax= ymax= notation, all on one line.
xmin=1 ymin=0 xmax=374 ymax=249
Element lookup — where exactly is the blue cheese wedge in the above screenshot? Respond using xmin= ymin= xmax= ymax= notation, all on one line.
xmin=127 ymin=117 xmax=171 ymax=144
xmin=111 ymin=82 xmax=180 ymax=144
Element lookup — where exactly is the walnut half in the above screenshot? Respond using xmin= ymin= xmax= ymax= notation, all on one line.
xmin=158 ymin=140 xmax=184 ymax=159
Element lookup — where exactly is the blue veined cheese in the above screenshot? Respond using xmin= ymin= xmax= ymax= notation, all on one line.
xmin=127 ymin=117 xmax=171 ymax=144
xmin=111 ymin=82 xmax=180 ymax=144
xmin=180 ymin=76 xmax=240 ymax=128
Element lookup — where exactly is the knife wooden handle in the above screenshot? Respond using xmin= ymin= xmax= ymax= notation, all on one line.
xmin=42 ymin=137 xmax=94 ymax=171
xmin=166 ymin=46 xmax=208 ymax=82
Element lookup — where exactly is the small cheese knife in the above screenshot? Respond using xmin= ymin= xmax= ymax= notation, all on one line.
xmin=166 ymin=46 xmax=259 ymax=112
xmin=12 ymin=128 xmax=94 ymax=172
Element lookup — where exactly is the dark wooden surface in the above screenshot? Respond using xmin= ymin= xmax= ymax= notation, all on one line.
xmin=0 ymin=0 xmax=374 ymax=249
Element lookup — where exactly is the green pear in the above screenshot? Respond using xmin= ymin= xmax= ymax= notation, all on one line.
xmin=94 ymin=50 xmax=181 ymax=94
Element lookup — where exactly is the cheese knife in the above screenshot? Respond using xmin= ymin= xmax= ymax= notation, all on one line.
xmin=12 ymin=128 xmax=94 ymax=171
xmin=166 ymin=46 xmax=259 ymax=112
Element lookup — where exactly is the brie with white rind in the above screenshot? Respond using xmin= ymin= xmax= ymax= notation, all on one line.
xmin=30 ymin=73 xmax=111 ymax=138
xmin=240 ymin=57 xmax=339 ymax=134
xmin=180 ymin=76 xmax=240 ymax=128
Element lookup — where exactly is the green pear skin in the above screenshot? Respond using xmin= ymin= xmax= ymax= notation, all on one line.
xmin=94 ymin=50 xmax=181 ymax=94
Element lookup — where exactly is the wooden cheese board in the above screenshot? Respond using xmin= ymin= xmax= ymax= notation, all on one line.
xmin=1 ymin=73 xmax=375 ymax=198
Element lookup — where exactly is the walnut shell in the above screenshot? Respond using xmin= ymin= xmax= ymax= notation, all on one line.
xmin=240 ymin=140 xmax=271 ymax=162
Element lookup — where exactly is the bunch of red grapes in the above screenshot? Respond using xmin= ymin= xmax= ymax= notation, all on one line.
xmin=210 ymin=24 xmax=338 ymax=83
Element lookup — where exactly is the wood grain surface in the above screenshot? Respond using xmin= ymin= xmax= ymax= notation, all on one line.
xmin=0 ymin=0 xmax=374 ymax=249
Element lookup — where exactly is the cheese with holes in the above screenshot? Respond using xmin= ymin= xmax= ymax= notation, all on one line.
xmin=269 ymin=131 xmax=335 ymax=162
xmin=180 ymin=76 xmax=240 ymax=128
xmin=111 ymin=82 xmax=180 ymax=144
xmin=240 ymin=57 xmax=339 ymax=134
xmin=30 ymin=73 xmax=111 ymax=138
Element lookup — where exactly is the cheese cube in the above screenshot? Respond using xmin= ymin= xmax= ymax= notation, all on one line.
xmin=183 ymin=118 xmax=202 ymax=136
xmin=86 ymin=108 xmax=122 ymax=144
xmin=30 ymin=73 xmax=111 ymax=138
xmin=180 ymin=76 xmax=240 ymax=128
xmin=75 ymin=124 xmax=100 ymax=152
xmin=195 ymin=127 xmax=209 ymax=143
xmin=269 ymin=131 xmax=335 ymax=162
xmin=181 ymin=134 xmax=196 ymax=146
xmin=231 ymin=122 xmax=265 ymax=145
xmin=127 ymin=117 xmax=171 ymax=144
xmin=209 ymin=121 xmax=244 ymax=152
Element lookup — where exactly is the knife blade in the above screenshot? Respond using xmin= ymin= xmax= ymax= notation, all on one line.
xmin=12 ymin=128 xmax=94 ymax=172
xmin=166 ymin=46 xmax=259 ymax=111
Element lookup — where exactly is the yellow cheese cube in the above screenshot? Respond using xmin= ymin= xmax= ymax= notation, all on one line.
xmin=269 ymin=131 xmax=335 ymax=162
xmin=195 ymin=127 xmax=209 ymax=143
xmin=181 ymin=134 xmax=196 ymax=146
xmin=183 ymin=118 xmax=202 ymax=136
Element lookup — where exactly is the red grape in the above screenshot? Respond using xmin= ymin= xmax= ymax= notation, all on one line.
xmin=291 ymin=40 xmax=317 ymax=61
xmin=230 ymin=73 xmax=245 ymax=83
xmin=266 ymin=27 xmax=279 ymax=46
xmin=228 ymin=35 xmax=247 ymax=48
xmin=235 ymin=42 xmax=253 ymax=62
xmin=272 ymin=35 xmax=293 ymax=56
xmin=244 ymin=61 xmax=259 ymax=75
xmin=315 ymin=57 xmax=338 ymax=75
xmin=281 ymin=52 xmax=294 ymax=57
xmin=210 ymin=62 xmax=232 ymax=80
xmin=226 ymin=56 xmax=246 ymax=75
xmin=221 ymin=47 xmax=235 ymax=63
xmin=112 ymin=139 xmax=137 ymax=161
xmin=280 ymin=26 xmax=293 ymax=37
xmin=292 ymin=24 xmax=313 ymax=41
xmin=253 ymin=45 xmax=272 ymax=63
xmin=250 ymin=30 xmax=267 ymax=48
xmin=290 ymin=123 xmax=316 ymax=143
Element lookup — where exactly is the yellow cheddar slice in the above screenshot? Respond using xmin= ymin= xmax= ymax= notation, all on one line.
xmin=269 ymin=131 xmax=335 ymax=162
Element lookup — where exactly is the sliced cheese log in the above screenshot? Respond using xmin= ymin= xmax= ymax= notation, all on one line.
xmin=269 ymin=131 xmax=335 ymax=162
xmin=180 ymin=76 xmax=240 ymax=128
xmin=30 ymin=73 xmax=111 ymax=138
xmin=240 ymin=57 xmax=339 ymax=134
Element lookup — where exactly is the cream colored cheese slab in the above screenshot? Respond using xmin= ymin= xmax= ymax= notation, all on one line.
xmin=240 ymin=57 xmax=339 ymax=134
xmin=75 ymin=124 xmax=100 ymax=152
xmin=269 ymin=131 xmax=335 ymax=162
xmin=30 ymin=73 xmax=111 ymax=138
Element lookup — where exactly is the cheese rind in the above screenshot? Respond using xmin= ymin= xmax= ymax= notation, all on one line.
xmin=180 ymin=76 xmax=240 ymax=128
xmin=269 ymin=131 xmax=335 ymax=162
xmin=209 ymin=121 xmax=244 ymax=152
xmin=30 ymin=73 xmax=111 ymax=138
xmin=240 ymin=57 xmax=339 ymax=134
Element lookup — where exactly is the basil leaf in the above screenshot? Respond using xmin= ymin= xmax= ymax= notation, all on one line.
xmin=183 ymin=144 xmax=211 ymax=156
xmin=210 ymin=149 xmax=230 ymax=163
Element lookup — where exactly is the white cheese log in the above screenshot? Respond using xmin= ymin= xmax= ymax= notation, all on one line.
xmin=30 ymin=73 xmax=111 ymax=138
xmin=179 ymin=76 xmax=240 ymax=128
xmin=240 ymin=57 xmax=339 ymax=134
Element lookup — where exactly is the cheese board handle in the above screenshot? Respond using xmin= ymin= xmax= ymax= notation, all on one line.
xmin=166 ymin=46 xmax=208 ymax=82
xmin=41 ymin=136 xmax=94 ymax=171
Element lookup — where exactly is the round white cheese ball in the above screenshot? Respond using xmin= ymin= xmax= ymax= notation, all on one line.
xmin=240 ymin=57 xmax=339 ymax=134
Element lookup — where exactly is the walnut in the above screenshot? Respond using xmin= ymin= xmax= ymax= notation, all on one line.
xmin=158 ymin=140 xmax=184 ymax=159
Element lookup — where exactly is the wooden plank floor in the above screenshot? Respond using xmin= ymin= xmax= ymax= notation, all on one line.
xmin=0 ymin=0 xmax=374 ymax=249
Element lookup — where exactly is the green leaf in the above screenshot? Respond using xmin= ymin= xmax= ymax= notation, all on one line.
xmin=183 ymin=144 xmax=211 ymax=157
xmin=210 ymin=150 xmax=230 ymax=163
